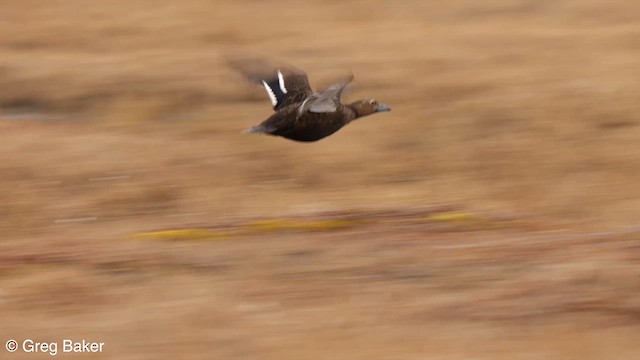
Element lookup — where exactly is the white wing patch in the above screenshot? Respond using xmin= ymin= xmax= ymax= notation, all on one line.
xmin=277 ymin=70 xmax=287 ymax=94
xmin=262 ymin=80 xmax=277 ymax=107
xmin=297 ymin=98 xmax=310 ymax=117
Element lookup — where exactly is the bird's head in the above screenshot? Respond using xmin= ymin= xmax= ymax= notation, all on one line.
xmin=350 ymin=98 xmax=391 ymax=118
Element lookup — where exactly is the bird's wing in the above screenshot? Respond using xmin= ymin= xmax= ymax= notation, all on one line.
xmin=229 ymin=58 xmax=313 ymax=111
xmin=301 ymin=75 xmax=353 ymax=114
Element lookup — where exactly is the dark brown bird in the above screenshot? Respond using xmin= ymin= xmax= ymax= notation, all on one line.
xmin=232 ymin=60 xmax=391 ymax=142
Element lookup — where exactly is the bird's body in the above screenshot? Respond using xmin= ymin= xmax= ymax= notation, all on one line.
xmin=231 ymin=59 xmax=391 ymax=142
xmin=247 ymin=102 xmax=357 ymax=142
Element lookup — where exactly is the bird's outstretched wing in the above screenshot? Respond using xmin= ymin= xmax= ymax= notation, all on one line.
xmin=229 ymin=58 xmax=313 ymax=111
xmin=300 ymin=74 xmax=353 ymax=114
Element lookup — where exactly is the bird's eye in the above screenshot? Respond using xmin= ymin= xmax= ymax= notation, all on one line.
xmin=369 ymin=99 xmax=376 ymax=105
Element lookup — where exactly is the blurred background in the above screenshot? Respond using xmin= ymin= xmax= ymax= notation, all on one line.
xmin=1 ymin=0 xmax=640 ymax=359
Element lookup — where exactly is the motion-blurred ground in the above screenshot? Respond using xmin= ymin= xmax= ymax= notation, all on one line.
xmin=1 ymin=1 xmax=640 ymax=359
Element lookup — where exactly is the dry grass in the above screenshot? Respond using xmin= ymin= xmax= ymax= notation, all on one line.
xmin=1 ymin=0 xmax=640 ymax=358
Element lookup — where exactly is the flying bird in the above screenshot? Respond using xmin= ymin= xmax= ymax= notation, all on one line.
xmin=231 ymin=60 xmax=391 ymax=142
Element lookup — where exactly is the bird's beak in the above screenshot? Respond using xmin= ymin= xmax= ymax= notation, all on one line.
xmin=377 ymin=103 xmax=391 ymax=112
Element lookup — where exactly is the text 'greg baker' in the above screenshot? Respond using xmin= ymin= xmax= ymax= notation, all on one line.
xmin=21 ymin=339 xmax=104 ymax=355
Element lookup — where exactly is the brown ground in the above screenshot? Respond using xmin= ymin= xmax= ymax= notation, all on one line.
xmin=1 ymin=0 xmax=640 ymax=359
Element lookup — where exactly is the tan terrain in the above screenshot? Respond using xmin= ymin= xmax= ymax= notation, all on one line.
xmin=1 ymin=1 xmax=639 ymax=359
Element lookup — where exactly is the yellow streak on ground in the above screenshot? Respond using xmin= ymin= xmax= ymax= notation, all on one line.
xmin=132 ymin=219 xmax=362 ymax=240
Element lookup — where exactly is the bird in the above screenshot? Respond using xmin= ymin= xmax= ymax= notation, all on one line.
xmin=231 ymin=59 xmax=391 ymax=142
